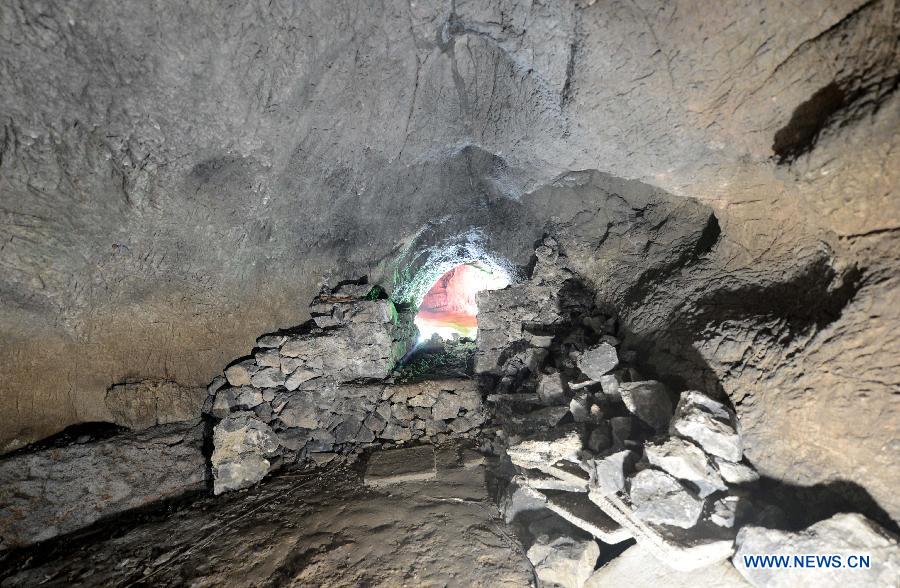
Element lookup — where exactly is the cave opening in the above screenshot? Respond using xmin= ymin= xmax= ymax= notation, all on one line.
xmin=413 ymin=261 xmax=510 ymax=342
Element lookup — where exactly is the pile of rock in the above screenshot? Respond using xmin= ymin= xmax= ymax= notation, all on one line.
xmin=479 ymin=238 xmax=898 ymax=586
xmin=206 ymin=282 xmax=486 ymax=494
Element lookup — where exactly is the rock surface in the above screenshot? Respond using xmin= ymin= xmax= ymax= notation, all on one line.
xmin=586 ymin=543 xmax=749 ymax=587
xmin=733 ymin=513 xmax=900 ymax=587
xmin=629 ymin=469 xmax=705 ymax=529
xmin=526 ymin=516 xmax=600 ymax=588
xmin=0 ymin=422 xmax=206 ymax=550
xmin=105 ymin=379 xmax=205 ymax=430
xmin=619 ymin=381 xmax=674 ymax=431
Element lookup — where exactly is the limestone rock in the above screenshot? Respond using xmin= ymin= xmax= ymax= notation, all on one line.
xmin=526 ymin=516 xmax=600 ymax=588
xmin=590 ymin=449 xmax=637 ymax=495
xmin=586 ymin=543 xmax=750 ymax=587
xmin=105 ymin=379 xmax=205 ymax=430
xmin=629 ymin=469 xmax=704 ymax=529
xmin=644 ymin=437 xmax=727 ymax=498
xmin=733 ymin=513 xmax=900 ymax=587
xmin=212 ymin=413 xmax=280 ymax=494
xmin=0 ymin=422 xmax=207 ymax=549
xmin=619 ymin=381 xmax=673 ymax=431
xmin=507 ymin=430 xmax=583 ymax=470
xmin=578 ymin=342 xmax=619 ymax=380
xmin=671 ymin=391 xmax=742 ymax=462
xmin=715 ymin=458 xmax=760 ymax=485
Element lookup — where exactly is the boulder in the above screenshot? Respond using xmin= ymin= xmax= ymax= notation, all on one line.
xmin=670 ymin=391 xmax=742 ymax=462
xmin=714 ymin=458 xmax=759 ymax=485
xmin=578 ymin=342 xmax=619 ymax=380
xmin=644 ymin=437 xmax=727 ymax=497
xmin=629 ymin=469 xmax=704 ymax=529
xmin=211 ymin=413 xmax=280 ymax=494
xmin=0 ymin=422 xmax=207 ymax=550
xmin=733 ymin=513 xmax=900 ymax=587
xmin=590 ymin=449 xmax=637 ymax=495
xmin=526 ymin=516 xmax=600 ymax=588
xmin=619 ymin=380 xmax=673 ymax=431
xmin=250 ymin=367 xmax=286 ymax=388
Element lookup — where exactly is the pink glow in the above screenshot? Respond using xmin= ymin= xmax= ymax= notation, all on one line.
xmin=414 ymin=263 xmax=509 ymax=340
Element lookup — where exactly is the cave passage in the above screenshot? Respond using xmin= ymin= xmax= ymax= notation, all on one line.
xmin=413 ymin=262 xmax=509 ymax=341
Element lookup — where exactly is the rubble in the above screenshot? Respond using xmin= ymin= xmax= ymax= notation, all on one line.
xmin=526 ymin=515 xmax=600 ymax=588
xmin=644 ymin=437 xmax=728 ymax=498
xmin=670 ymin=391 xmax=742 ymax=462
xmin=629 ymin=468 xmax=705 ymax=529
xmin=618 ymin=380 xmax=674 ymax=431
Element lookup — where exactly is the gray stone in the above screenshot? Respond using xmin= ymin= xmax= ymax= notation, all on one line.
xmin=507 ymin=430 xmax=583 ymax=470
xmin=254 ymin=349 xmax=281 ymax=368
xmin=333 ymin=417 xmax=363 ymax=444
xmin=211 ymin=413 xmax=280 ymax=494
xmin=380 ymin=422 xmax=412 ymax=441
xmin=537 ymin=373 xmax=567 ymax=405
xmin=256 ymin=334 xmax=287 ymax=349
xmin=569 ymin=392 xmax=592 ymax=423
xmin=278 ymin=396 xmax=320 ymax=429
xmin=591 ymin=449 xmax=637 ymax=495
xmin=224 ymin=359 xmax=257 ymax=386
xmin=408 ymin=394 xmax=436 ymax=408
xmin=0 ymin=423 xmax=206 ymax=550
xmin=599 ymin=373 xmax=621 ymax=400
xmin=671 ymin=391 xmax=742 ymax=462
xmin=448 ymin=416 xmax=474 ymax=433
xmin=431 ymin=393 xmax=463 ymax=420
xmin=250 ymin=367 xmax=285 ymax=388
xmin=284 ymin=368 xmax=317 ymax=391
xmin=391 ymin=402 xmax=413 ymax=421
xmin=644 ymin=437 xmax=727 ymax=498
xmin=527 ymin=516 xmax=600 ymax=588
xmin=619 ymin=380 xmax=673 ymax=431
xmin=733 ymin=513 xmax=900 ymax=588
xmin=586 ymin=424 xmax=611 ymax=453
xmin=364 ymin=445 xmax=435 ymax=486
xmin=105 ymin=379 xmax=205 ymax=430
xmin=709 ymin=496 xmax=739 ymax=528
xmin=609 ymin=416 xmax=634 ymax=446
xmin=714 ymin=458 xmax=760 ymax=485
xmin=364 ymin=412 xmax=387 ymax=434
xmin=578 ymin=342 xmax=619 ymax=379
xmin=629 ymin=469 xmax=704 ymax=529
xmin=207 ymin=376 xmax=227 ymax=396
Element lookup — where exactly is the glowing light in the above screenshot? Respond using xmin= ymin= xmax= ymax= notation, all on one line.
xmin=414 ymin=262 xmax=510 ymax=340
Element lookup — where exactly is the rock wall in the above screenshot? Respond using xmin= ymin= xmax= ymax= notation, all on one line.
xmin=207 ymin=284 xmax=486 ymax=493
xmin=0 ymin=422 xmax=207 ymax=551
xmin=0 ymin=0 xmax=897 ymax=527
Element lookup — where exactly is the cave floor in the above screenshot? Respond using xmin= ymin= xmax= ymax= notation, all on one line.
xmin=1 ymin=451 xmax=533 ymax=587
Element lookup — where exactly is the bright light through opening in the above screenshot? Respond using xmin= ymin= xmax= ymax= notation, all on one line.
xmin=414 ymin=262 xmax=510 ymax=341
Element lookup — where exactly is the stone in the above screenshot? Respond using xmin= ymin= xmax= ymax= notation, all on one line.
xmin=537 ymin=372 xmax=567 ymax=405
xmin=590 ymin=449 xmax=637 ymax=495
xmin=250 ymin=367 xmax=286 ymax=388
xmin=526 ymin=516 xmax=600 ymax=588
xmin=284 ymin=368 xmax=317 ymax=391
xmin=364 ymin=445 xmax=435 ymax=486
xmin=207 ymin=375 xmax=227 ymax=396
xmin=0 ymin=423 xmax=207 ymax=550
xmin=256 ymin=334 xmax=287 ymax=348
xmin=569 ymin=392 xmax=592 ymax=423
xmin=599 ymin=373 xmax=621 ymax=400
xmin=278 ymin=396 xmax=320 ymax=429
xmin=224 ymin=359 xmax=257 ymax=386
xmin=232 ymin=386 xmax=264 ymax=408
xmin=709 ymin=496 xmax=739 ymax=528
xmin=578 ymin=342 xmax=618 ymax=379
xmin=408 ymin=394 xmax=435 ymax=408
xmin=733 ymin=513 xmax=900 ymax=588
xmin=586 ymin=424 xmax=611 ymax=453
xmin=507 ymin=430 xmax=583 ymax=470
xmin=364 ymin=412 xmax=387 ymax=434
xmin=537 ymin=488 xmax=632 ymax=544
xmin=670 ymin=391 xmax=742 ymax=462
xmin=333 ymin=417 xmax=363 ymax=444
xmin=609 ymin=416 xmax=634 ymax=446
xmin=714 ymin=458 xmax=760 ymax=485
xmin=629 ymin=469 xmax=704 ymax=529
xmin=211 ymin=413 xmax=280 ymax=494
xmin=499 ymin=481 xmax=548 ymax=523
xmin=391 ymin=402 xmax=413 ymax=421
xmin=309 ymin=452 xmax=338 ymax=465
xmin=448 ymin=416 xmax=474 ymax=433
xmin=619 ymin=380 xmax=673 ymax=431
xmin=254 ymin=349 xmax=281 ymax=368
xmin=431 ymin=393 xmax=463 ymax=420
xmin=380 ymin=422 xmax=412 ymax=441
xmin=105 ymin=379 xmax=205 ymax=430
xmin=585 ymin=543 xmax=750 ymax=588
xmin=644 ymin=437 xmax=727 ymax=498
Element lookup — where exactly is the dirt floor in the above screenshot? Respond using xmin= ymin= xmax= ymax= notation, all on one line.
xmin=0 ymin=448 xmax=534 ymax=587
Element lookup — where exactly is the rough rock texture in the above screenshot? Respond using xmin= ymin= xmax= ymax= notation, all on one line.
xmin=586 ymin=543 xmax=749 ymax=587
xmin=733 ymin=513 xmax=900 ymax=587
xmin=526 ymin=515 xmax=600 ymax=588
xmin=0 ymin=461 xmax=534 ymax=587
xmin=0 ymin=422 xmax=206 ymax=550
xmin=628 ymin=469 xmax=705 ymax=529
xmin=105 ymin=379 xmax=205 ymax=430
xmin=0 ymin=0 xmax=898 ymax=526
